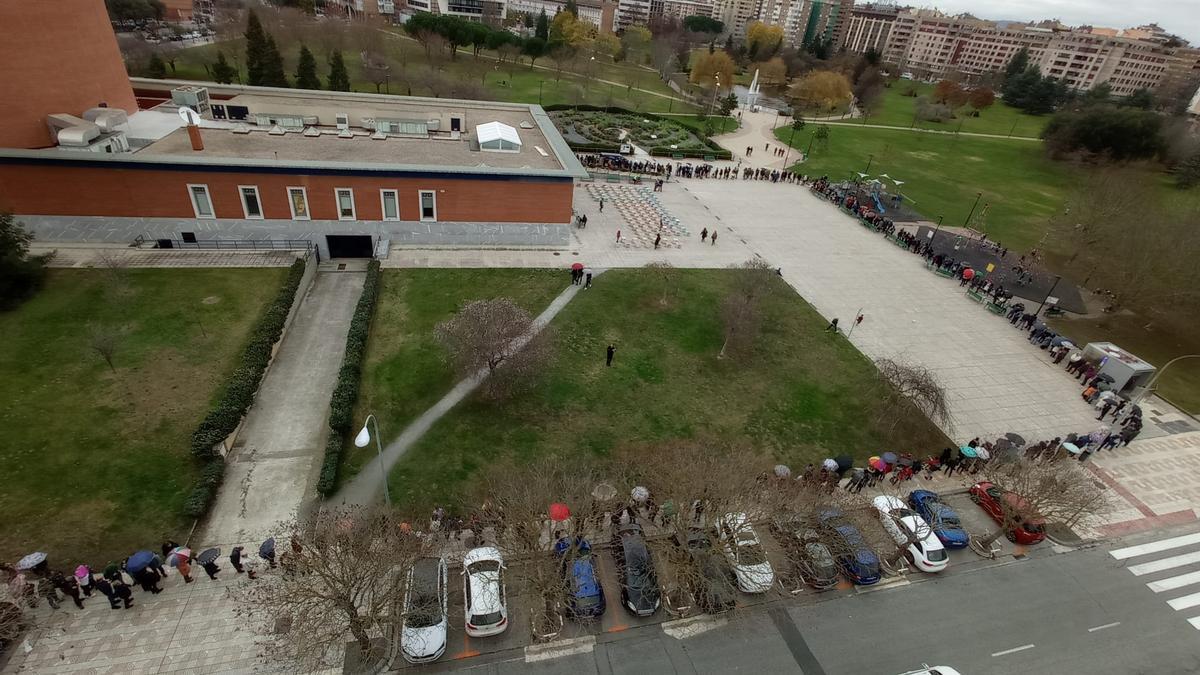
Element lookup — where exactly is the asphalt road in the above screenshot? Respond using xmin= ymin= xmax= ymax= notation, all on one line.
xmin=440 ymin=523 xmax=1200 ymax=674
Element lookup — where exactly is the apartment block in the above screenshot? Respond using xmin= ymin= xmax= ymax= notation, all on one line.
xmin=841 ymin=2 xmax=898 ymax=54
xmin=506 ymin=0 xmax=617 ymax=31
xmin=616 ymin=0 xmax=651 ymax=29
xmin=659 ymin=0 xmax=714 ymax=19
xmin=712 ymin=0 xmax=759 ymax=38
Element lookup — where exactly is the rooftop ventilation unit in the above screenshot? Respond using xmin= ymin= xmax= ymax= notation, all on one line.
xmin=171 ymin=86 xmax=211 ymax=116
xmin=371 ymin=129 xmax=387 ymax=140
xmin=232 ymin=123 xmax=251 ymax=134
xmin=303 ymin=126 xmax=321 ymax=137
xmin=427 ymin=119 xmax=440 ymax=131
xmin=336 ymin=113 xmax=350 ymax=130
xmin=519 ymin=121 xmax=534 ymax=129
xmin=83 ymin=107 xmax=129 ymax=132
xmin=338 ymin=128 xmax=354 ymax=138
xmin=268 ymin=125 xmax=286 ymax=135
xmin=46 ymin=113 xmax=100 ymax=147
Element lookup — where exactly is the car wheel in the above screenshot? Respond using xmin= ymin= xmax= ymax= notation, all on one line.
xmin=1005 ymin=531 xmax=1017 ymax=543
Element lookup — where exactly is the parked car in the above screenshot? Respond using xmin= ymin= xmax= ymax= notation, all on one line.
xmin=673 ymin=529 xmax=737 ymax=614
xmin=896 ymin=665 xmax=963 ymax=675
xmin=400 ymin=556 xmax=448 ymax=664
xmin=969 ymin=481 xmax=1047 ymax=545
xmin=769 ymin=518 xmax=839 ymax=590
xmin=817 ymin=509 xmax=881 ymax=585
xmin=611 ymin=524 xmax=661 ymax=617
xmin=907 ymin=490 xmax=970 ymax=549
xmin=554 ymin=537 xmax=606 ymax=619
xmin=462 ymin=547 xmax=508 ymax=637
xmin=873 ymin=496 xmax=948 ymax=573
xmin=715 ymin=513 xmax=775 ymax=593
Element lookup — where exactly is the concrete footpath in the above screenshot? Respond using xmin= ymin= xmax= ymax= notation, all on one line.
xmin=200 ymin=270 xmax=365 ymax=548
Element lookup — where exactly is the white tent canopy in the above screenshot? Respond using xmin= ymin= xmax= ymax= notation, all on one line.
xmin=476 ymin=121 xmax=521 ymax=153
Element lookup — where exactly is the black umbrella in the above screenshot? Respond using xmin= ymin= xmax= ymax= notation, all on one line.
xmin=259 ymin=538 xmax=276 ymax=559
xmin=196 ymin=548 xmax=220 ymax=565
xmin=834 ymin=455 xmax=854 ymax=471
xmin=1004 ymin=433 xmax=1026 ymax=447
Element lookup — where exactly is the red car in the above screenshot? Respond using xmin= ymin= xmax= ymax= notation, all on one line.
xmin=968 ymin=482 xmax=1046 ymax=545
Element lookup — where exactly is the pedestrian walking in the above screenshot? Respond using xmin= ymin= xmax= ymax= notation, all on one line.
xmin=1110 ymin=399 xmax=1127 ymax=419
xmin=701 ymin=227 xmax=708 ymax=242
xmin=825 ymin=317 xmax=839 ymax=333
xmin=584 ymin=271 xmax=593 ymax=289
xmin=1097 ymin=399 xmax=1114 ymax=420
xmin=93 ymin=577 xmax=119 ymax=610
xmin=40 ymin=577 xmax=61 ymax=610
xmin=230 ymin=546 xmax=246 ymax=574
xmin=201 ymin=559 xmax=221 ymax=581
xmin=149 ymin=554 xmax=168 ymax=579
xmin=606 ymin=344 xmax=615 ymax=367
xmin=52 ymin=572 xmax=84 ymax=609
xmin=598 ymin=198 xmax=604 ymax=212
xmin=113 ymin=580 xmax=134 ymax=609
xmin=75 ymin=565 xmax=93 ymax=597
xmin=654 ymin=233 xmax=661 ymax=249
xmin=161 ymin=539 xmax=180 ymax=559
xmin=710 ymin=230 xmax=717 ymax=245
xmin=615 ymin=229 xmax=621 ymax=243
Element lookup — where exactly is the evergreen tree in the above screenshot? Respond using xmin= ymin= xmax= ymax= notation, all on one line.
xmin=563 ymin=0 xmax=578 ymax=15
xmin=211 ymin=50 xmax=238 ymax=84
xmin=295 ymin=44 xmax=321 ymax=89
xmin=1004 ymin=47 xmax=1029 ymax=82
xmin=535 ymin=9 xmax=549 ymax=40
xmin=1123 ymin=87 xmax=1154 ymax=110
xmin=327 ymin=50 xmax=351 ymax=92
xmin=244 ymin=9 xmax=269 ymax=86
xmin=147 ymin=53 xmax=167 ymax=78
xmin=261 ymin=36 xmax=289 ymax=87
xmin=523 ymin=12 xmax=534 ymax=29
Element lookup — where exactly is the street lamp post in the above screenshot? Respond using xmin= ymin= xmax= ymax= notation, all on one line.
xmin=709 ymin=74 xmax=721 ymax=115
xmin=783 ymin=119 xmax=802 ymax=166
xmin=354 ymin=414 xmax=391 ymax=506
xmin=963 ymin=191 xmax=983 ymax=228
xmin=539 ymin=79 xmax=545 ymax=105
xmin=806 ymin=131 xmax=815 ymax=156
xmin=930 ymin=213 xmax=945 ymax=247
xmin=1035 ymin=274 xmax=1062 ymax=317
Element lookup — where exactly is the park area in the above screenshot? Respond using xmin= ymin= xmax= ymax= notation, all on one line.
xmin=158 ymin=32 xmax=697 ymax=114
xmin=346 ymin=268 xmax=950 ymax=514
xmin=860 ymin=81 xmax=1049 ymax=139
xmin=0 ymin=268 xmax=286 ymax=566
xmin=551 ymin=109 xmax=728 ymax=154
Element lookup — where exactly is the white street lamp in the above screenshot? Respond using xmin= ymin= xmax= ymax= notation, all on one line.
xmin=355 ymin=414 xmax=391 ymax=506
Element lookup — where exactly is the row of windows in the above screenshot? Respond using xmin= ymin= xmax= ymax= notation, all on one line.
xmin=186 ymin=185 xmax=439 ymax=222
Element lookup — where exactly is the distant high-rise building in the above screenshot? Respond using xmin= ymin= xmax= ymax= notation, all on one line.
xmin=712 ymin=0 xmax=760 ymax=38
xmin=841 ymin=3 xmax=898 ymax=54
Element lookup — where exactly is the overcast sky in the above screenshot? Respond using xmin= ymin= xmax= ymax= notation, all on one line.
xmin=920 ymin=0 xmax=1200 ymax=45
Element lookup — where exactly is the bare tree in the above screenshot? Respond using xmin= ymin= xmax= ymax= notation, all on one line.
xmin=719 ymin=258 xmax=776 ymax=359
xmin=95 ymin=249 xmax=131 ymax=295
xmin=434 ymin=298 xmax=555 ymax=400
xmin=873 ymin=358 xmax=952 ymax=434
xmin=416 ymin=66 xmax=447 ymax=98
xmin=87 ymin=324 xmax=123 ymax=373
xmin=549 ymin=46 xmax=575 ymax=81
xmin=643 ymin=260 xmax=677 ymax=306
xmin=967 ymin=459 xmax=1111 ymax=558
xmin=361 ymin=51 xmax=391 ymax=93
xmin=233 ymin=507 xmax=437 ymax=672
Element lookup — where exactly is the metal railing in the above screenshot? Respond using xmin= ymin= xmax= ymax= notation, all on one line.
xmin=154 ymin=238 xmax=314 ymax=251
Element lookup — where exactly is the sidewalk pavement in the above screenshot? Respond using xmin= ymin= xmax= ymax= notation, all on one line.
xmin=32 ymin=243 xmax=302 ymax=268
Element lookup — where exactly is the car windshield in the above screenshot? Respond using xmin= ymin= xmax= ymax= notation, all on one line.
xmin=406 ymin=593 xmax=441 ymax=628
xmin=629 ymin=562 xmax=657 ymax=589
xmin=736 ymin=542 xmax=768 ymax=565
xmin=468 ymin=560 xmax=501 ymax=574
xmin=926 ymin=547 xmax=948 ymax=562
xmin=470 ymin=611 xmax=502 ymax=627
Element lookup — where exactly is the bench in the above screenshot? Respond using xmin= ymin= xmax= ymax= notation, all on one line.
xmin=935 ymin=267 xmax=954 ymax=278
xmin=703 ymin=155 xmax=715 ymax=162
xmin=986 ymin=302 xmax=1007 ymax=315
xmin=966 ymin=289 xmax=987 ymax=304
xmin=606 ymin=174 xmax=622 ymax=183
xmin=672 ymin=153 xmax=684 ymax=159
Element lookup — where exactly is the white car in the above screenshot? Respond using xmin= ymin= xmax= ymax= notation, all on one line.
xmin=462 ymin=547 xmax=508 ymax=637
xmin=897 ymin=666 xmax=962 ymax=675
xmin=873 ymin=495 xmax=948 ymax=573
xmin=401 ymin=556 xmax=447 ymax=663
xmin=715 ymin=513 xmax=775 ymax=593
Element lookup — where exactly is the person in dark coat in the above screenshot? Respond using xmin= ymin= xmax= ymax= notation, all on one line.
xmin=161 ymin=539 xmax=180 ymax=559
xmin=133 ymin=568 xmax=162 ymax=594
xmin=93 ymin=577 xmax=120 ymax=609
xmin=201 ymin=559 xmax=221 ymax=581
xmin=230 ymin=546 xmax=245 ymax=574
xmin=606 ymin=344 xmax=615 ymax=367
xmin=113 ymin=580 xmax=134 ymax=609
xmin=52 ymin=572 xmax=84 ymax=609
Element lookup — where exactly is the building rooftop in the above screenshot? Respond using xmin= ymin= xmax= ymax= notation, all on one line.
xmin=133 ymin=84 xmax=571 ymax=174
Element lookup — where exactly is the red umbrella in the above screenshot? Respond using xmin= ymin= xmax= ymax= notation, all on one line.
xmin=549 ymin=503 xmax=571 ymax=521
xmin=571 ymin=263 xmax=584 ymax=271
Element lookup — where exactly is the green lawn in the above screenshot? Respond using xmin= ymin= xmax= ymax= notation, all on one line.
xmin=0 ymin=268 xmax=286 ymax=567
xmin=860 ymin=81 xmax=1049 ymax=139
xmin=164 ymin=36 xmax=697 ymax=113
xmin=382 ymin=269 xmax=951 ymax=513
xmin=779 ymin=124 xmax=1075 ymax=252
xmin=342 ymin=269 xmax=567 ymax=484
xmin=668 ymin=113 xmax=738 ymax=135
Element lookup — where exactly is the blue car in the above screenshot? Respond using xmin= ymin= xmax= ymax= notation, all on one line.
xmin=555 ymin=538 xmax=606 ymax=619
xmin=817 ymin=509 xmax=881 ymax=585
xmin=908 ymin=490 xmax=970 ymax=549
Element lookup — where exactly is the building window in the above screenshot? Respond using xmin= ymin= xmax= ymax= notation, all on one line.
xmin=419 ymin=190 xmax=437 ymax=222
xmin=380 ymin=189 xmax=399 ymax=221
xmin=336 ymin=188 xmax=356 ymax=220
xmin=287 ymin=186 xmax=310 ymax=220
xmin=188 ymin=184 xmax=214 ymax=219
xmin=239 ymin=185 xmax=263 ymax=219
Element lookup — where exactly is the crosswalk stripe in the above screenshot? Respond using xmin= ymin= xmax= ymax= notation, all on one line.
xmin=1189 ymin=617 xmax=1200 ymax=630
xmin=1111 ymin=533 xmax=1200 ymax=560
xmin=1168 ymin=592 xmax=1200 ymax=611
xmin=1148 ymin=571 xmax=1200 ymax=593
xmin=1127 ymin=551 xmax=1200 ymax=576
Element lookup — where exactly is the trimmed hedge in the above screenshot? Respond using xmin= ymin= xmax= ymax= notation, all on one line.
xmin=183 ymin=459 xmax=226 ymax=518
xmin=317 ymin=260 xmax=381 ymax=496
xmin=189 ymin=259 xmax=306 ymax=458
xmin=647 ymin=146 xmax=734 ymax=160
xmin=547 ymin=105 xmax=731 ymax=158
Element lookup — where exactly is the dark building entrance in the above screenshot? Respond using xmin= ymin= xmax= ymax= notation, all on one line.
xmin=326 ymin=235 xmax=373 ymax=259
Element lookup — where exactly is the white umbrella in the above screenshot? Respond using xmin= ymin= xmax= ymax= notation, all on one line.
xmin=774 ymin=464 xmax=791 ymax=478
xmin=592 ymin=483 xmax=617 ymax=501
xmin=975 ymin=447 xmax=991 ymax=460
xmin=631 ymin=486 xmax=650 ymax=502
xmin=822 ymin=458 xmax=838 ymax=472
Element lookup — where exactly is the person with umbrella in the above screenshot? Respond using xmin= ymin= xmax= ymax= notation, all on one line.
xmin=197 ymin=548 xmax=221 ymax=580
xmin=126 ymin=551 xmax=162 ymax=594
xmin=168 ymin=547 xmax=194 ymax=584
xmin=260 ymin=538 xmax=277 ymax=569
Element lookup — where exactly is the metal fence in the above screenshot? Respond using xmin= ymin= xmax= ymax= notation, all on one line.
xmin=154 ymin=238 xmax=314 ymax=252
